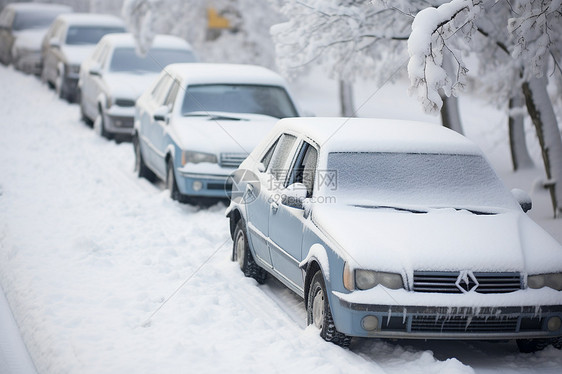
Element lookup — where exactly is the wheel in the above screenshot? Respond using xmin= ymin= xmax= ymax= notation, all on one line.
xmin=80 ymin=99 xmax=93 ymax=126
xmin=516 ymin=338 xmax=551 ymax=353
xmin=94 ymin=109 xmax=111 ymax=139
xmin=167 ymin=158 xmax=186 ymax=202
xmin=133 ymin=135 xmax=156 ymax=182
xmin=307 ymin=270 xmax=351 ymax=348
xmin=232 ymin=219 xmax=267 ymax=284
xmin=55 ymin=69 xmax=67 ymax=100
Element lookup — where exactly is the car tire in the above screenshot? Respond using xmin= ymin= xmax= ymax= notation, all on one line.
xmin=133 ymin=135 xmax=156 ymax=182
xmin=232 ymin=219 xmax=267 ymax=284
xmin=167 ymin=158 xmax=186 ymax=203
xmin=55 ymin=69 xmax=67 ymax=101
xmin=516 ymin=338 xmax=552 ymax=353
xmin=94 ymin=109 xmax=111 ymax=139
xmin=80 ymin=99 xmax=93 ymax=126
xmin=307 ymin=270 xmax=351 ymax=348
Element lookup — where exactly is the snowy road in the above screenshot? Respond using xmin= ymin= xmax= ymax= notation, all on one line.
xmin=1 ymin=65 xmax=561 ymax=373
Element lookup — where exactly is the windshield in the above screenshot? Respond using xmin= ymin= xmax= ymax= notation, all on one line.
xmin=181 ymin=84 xmax=298 ymax=118
xmin=109 ymin=47 xmax=197 ymax=73
xmin=326 ymin=152 xmax=519 ymax=211
xmin=65 ymin=26 xmax=125 ymax=45
xmin=13 ymin=11 xmax=62 ymax=30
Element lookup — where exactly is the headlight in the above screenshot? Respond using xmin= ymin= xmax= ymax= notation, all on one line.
xmin=182 ymin=151 xmax=217 ymax=165
xmin=356 ymin=270 xmax=403 ymax=290
xmin=528 ymin=273 xmax=562 ymax=291
xmin=343 ymin=263 xmax=403 ymax=291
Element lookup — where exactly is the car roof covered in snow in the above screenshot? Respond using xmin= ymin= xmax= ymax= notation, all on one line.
xmin=54 ymin=13 xmax=125 ymax=28
xmin=164 ymin=63 xmax=289 ymax=87
xmin=5 ymin=3 xmax=72 ymax=13
xmin=272 ymin=117 xmax=481 ymax=155
xmin=100 ymin=33 xmax=192 ymax=50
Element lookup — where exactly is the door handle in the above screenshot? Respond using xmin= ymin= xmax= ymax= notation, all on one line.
xmin=270 ymin=201 xmax=279 ymax=214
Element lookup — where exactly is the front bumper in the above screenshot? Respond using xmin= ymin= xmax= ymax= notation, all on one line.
xmin=104 ymin=106 xmax=134 ymax=136
xmin=176 ymin=170 xmax=232 ymax=198
xmin=332 ymin=289 xmax=562 ymax=340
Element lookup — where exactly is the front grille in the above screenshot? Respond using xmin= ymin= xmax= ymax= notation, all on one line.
xmin=413 ymin=271 xmax=522 ymax=294
xmin=220 ymin=153 xmax=247 ymax=168
xmin=411 ymin=315 xmax=518 ymax=333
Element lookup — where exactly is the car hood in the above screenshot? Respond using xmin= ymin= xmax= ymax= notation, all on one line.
xmin=60 ymin=45 xmax=96 ymax=66
xmin=105 ymin=72 xmax=159 ymax=100
xmin=312 ymin=204 xmax=562 ymax=275
xmin=170 ymin=113 xmax=278 ymax=155
xmin=14 ymin=29 xmax=47 ymax=50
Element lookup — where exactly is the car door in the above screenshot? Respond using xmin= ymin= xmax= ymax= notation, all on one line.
xmin=142 ymin=74 xmax=175 ymax=177
xmin=42 ymin=21 xmax=63 ymax=84
xmin=82 ymin=43 xmax=109 ymax=118
xmin=268 ymin=140 xmax=318 ymax=291
xmin=245 ymin=133 xmax=298 ymax=268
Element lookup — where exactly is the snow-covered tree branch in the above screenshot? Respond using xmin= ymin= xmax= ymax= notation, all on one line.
xmin=407 ymin=0 xmax=562 ymax=217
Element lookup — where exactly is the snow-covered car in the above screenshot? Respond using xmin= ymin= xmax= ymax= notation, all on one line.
xmin=133 ymin=63 xmax=300 ymax=203
xmin=0 ymin=3 xmax=72 ymax=74
xmin=78 ymin=33 xmax=197 ymax=140
xmin=41 ymin=13 xmax=125 ymax=102
xmin=226 ymin=117 xmax=562 ymax=352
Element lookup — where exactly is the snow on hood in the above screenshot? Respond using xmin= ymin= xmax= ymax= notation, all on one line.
xmin=312 ymin=204 xmax=562 ymax=276
xmin=105 ymin=72 xmax=159 ymax=101
xmin=13 ymin=29 xmax=47 ymax=50
xmin=170 ymin=113 xmax=279 ymax=155
xmin=60 ymin=45 xmax=96 ymax=66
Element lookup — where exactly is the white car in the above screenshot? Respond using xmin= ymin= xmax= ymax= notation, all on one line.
xmin=78 ymin=33 xmax=197 ymax=140
xmin=0 ymin=3 xmax=72 ymax=74
xmin=226 ymin=117 xmax=562 ymax=352
xmin=133 ymin=63 xmax=300 ymax=203
xmin=41 ymin=13 xmax=125 ymax=102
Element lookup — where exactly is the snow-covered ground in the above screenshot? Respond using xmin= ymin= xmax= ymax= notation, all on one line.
xmin=0 ymin=64 xmax=561 ymax=374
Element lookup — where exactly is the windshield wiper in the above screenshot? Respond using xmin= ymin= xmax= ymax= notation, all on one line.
xmin=182 ymin=112 xmax=248 ymax=121
xmin=351 ymin=204 xmax=427 ymax=214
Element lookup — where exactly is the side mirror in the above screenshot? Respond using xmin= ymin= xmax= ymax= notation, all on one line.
xmin=257 ymin=162 xmax=265 ymax=173
xmin=281 ymin=183 xmax=307 ymax=209
xmin=512 ymin=188 xmax=532 ymax=213
xmin=89 ymin=66 xmax=101 ymax=76
xmin=153 ymin=106 xmax=169 ymax=122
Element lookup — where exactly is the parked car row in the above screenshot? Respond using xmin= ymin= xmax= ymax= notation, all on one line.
xmin=3 ymin=3 xmax=561 ymax=355
xmin=0 ymin=2 xmax=71 ymax=73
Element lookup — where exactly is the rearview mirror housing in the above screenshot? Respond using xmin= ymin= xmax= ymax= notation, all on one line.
xmin=512 ymin=188 xmax=532 ymax=213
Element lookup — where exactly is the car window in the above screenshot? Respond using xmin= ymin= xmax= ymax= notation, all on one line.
xmin=260 ymin=138 xmax=280 ymax=171
xmin=97 ymin=44 xmax=110 ymax=67
xmin=164 ymin=79 xmax=181 ymax=108
xmin=109 ymin=47 xmax=196 ymax=73
xmin=151 ymin=74 xmax=173 ymax=105
xmin=65 ymin=26 xmax=125 ymax=46
xmin=12 ymin=10 xmax=62 ymax=31
xmin=287 ymin=142 xmax=318 ymax=196
xmin=327 ymin=152 xmax=519 ymax=211
xmin=267 ymin=134 xmax=297 ymax=187
xmin=181 ymin=84 xmax=298 ymax=118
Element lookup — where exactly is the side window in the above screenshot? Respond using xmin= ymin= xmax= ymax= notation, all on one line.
xmin=98 ymin=45 xmax=110 ymax=68
xmin=260 ymin=138 xmax=279 ymax=171
xmin=151 ymin=74 xmax=173 ymax=106
xmin=288 ymin=142 xmax=318 ymax=197
xmin=164 ymin=78 xmax=180 ymax=108
xmin=267 ymin=134 xmax=297 ymax=186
